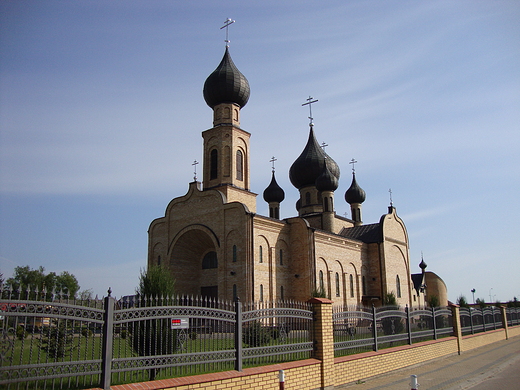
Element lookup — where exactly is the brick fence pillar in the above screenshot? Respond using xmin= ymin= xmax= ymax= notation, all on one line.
xmin=449 ymin=303 xmax=463 ymax=354
xmin=309 ymin=297 xmax=335 ymax=390
xmin=500 ymin=305 xmax=509 ymax=340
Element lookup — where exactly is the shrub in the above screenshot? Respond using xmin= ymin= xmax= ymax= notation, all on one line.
xmin=16 ymin=325 xmax=27 ymax=340
xmin=242 ymin=321 xmax=272 ymax=347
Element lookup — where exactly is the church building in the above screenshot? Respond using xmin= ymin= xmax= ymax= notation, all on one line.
xmin=147 ymin=44 xmax=447 ymax=308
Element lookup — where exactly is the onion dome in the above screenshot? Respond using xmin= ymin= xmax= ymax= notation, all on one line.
xmin=289 ymin=126 xmax=340 ymax=189
xmin=263 ymin=172 xmax=285 ymax=203
xmin=315 ymin=160 xmax=339 ymax=192
xmin=419 ymin=259 xmax=427 ymax=270
xmin=345 ymin=173 xmax=366 ymax=204
xmin=203 ymin=47 xmax=250 ymax=109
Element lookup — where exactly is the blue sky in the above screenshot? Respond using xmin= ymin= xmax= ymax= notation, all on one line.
xmin=1 ymin=1 xmax=519 ymax=303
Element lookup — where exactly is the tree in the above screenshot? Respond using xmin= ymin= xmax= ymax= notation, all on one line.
xmin=381 ymin=292 xmax=404 ymax=335
xmin=456 ymin=295 xmax=469 ymax=308
xmin=476 ymin=298 xmax=487 ymax=309
xmin=427 ymin=295 xmax=440 ymax=308
xmin=40 ymin=319 xmax=74 ymax=358
xmin=5 ymin=266 xmax=79 ymax=300
xmin=131 ymin=266 xmax=176 ymax=381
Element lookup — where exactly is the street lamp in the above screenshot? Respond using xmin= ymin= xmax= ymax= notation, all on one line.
xmin=471 ymin=289 xmax=476 ymax=304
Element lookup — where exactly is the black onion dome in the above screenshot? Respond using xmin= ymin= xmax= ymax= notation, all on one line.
xmin=419 ymin=259 xmax=427 ymax=270
xmin=345 ymin=173 xmax=366 ymax=204
xmin=203 ymin=47 xmax=250 ymax=109
xmin=289 ymin=126 xmax=340 ymax=189
xmin=263 ymin=172 xmax=285 ymax=203
xmin=316 ymin=160 xmax=339 ymax=192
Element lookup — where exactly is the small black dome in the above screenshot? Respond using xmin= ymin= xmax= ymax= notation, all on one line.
xmin=419 ymin=259 xmax=427 ymax=270
xmin=263 ymin=172 xmax=285 ymax=203
xmin=203 ymin=47 xmax=250 ymax=109
xmin=345 ymin=173 xmax=366 ymax=204
xmin=316 ymin=161 xmax=339 ymax=192
xmin=289 ymin=126 xmax=340 ymax=190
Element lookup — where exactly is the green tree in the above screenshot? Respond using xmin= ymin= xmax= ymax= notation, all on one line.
xmin=381 ymin=292 xmax=404 ymax=335
xmin=40 ymin=319 xmax=74 ymax=358
xmin=5 ymin=266 xmax=79 ymax=300
xmin=476 ymin=298 xmax=487 ymax=309
xmin=131 ymin=266 xmax=175 ymax=381
xmin=456 ymin=295 xmax=469 ymax=308
xmin=427 ymin=295 xmax=440 ymax=308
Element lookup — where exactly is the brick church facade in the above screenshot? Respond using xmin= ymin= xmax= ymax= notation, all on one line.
xmin=147 ymin=45 xmax=447 ymax=308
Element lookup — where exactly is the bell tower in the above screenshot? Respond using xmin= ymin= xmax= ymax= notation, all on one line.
xmin=202 ymin=46 xmax=256 ymax=211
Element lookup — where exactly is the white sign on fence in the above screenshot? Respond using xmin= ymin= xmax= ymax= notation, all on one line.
xmin=171 ymin=317 xmax=189 ymax=329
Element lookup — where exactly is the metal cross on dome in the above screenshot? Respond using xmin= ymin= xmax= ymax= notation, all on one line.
xmin=220 ymin=18 xmax=235 ymax=47
xmin=349 ymin=158 xmax=357 ymax=173
xmin=302 ymin=96 xmax=318 ymax=125
xmin=192 ymin=160 xmax=199 ymax=181
xmin=270 ymin=156 xmax=277 ymax=172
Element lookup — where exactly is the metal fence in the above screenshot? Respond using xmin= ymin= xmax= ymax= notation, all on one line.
xmin=459 ymin=306 xmax=514 ymax=335
xmin=0 ymin=288 xmax=313 ymax=389
xmin=333 ymin=305 xmax=453 ymax=357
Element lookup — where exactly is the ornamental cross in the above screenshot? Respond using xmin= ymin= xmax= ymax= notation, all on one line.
xmin=220 ymin=18 xmax=235 ymax=47
xmin=269 ymin=156 xmax=277 ymax=172
xmin=389 ymin=188 xmax=393 ymax=207
xmin=192 ymin=160 xmax=199 ymax=181
xmin=320 ymin=142 xmax=328 ymax=151
xmin=349 ymin=158 xmax=357 ymax=173
xmin=302 ymin=96 xmax=318 ymax=125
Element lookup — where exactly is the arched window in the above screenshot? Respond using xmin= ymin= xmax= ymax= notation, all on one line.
xmin=279 ymin=249 xmax=283 ymax=265
xmin=232 ymin=245 xmax=237 ymax=262
xmin=202 ymin=251 xmax=218 ymax=269
xmin=259 ymin=284 xmax=264 ymax=302
xmin=335 ymin=272 xmax=340 ymax=297
xmin=362 ymin=275 xmax=367 ymax=295
xmin=319 ymin=270 xmax=324 ymax=293
xmin=210 ymin=149 xmax=218 ymax=180
xmin=259 ymin=246 xmax=263 ymax=263
xmin=349 ymin=274 xmax=354 ymax=298
xmin=305 ymin=192 xmax=311 ymax=205
xmin=236 ymin=150 xmax=243 ymax=181
xmin=396 ymin=275 xmax=401 ymax=298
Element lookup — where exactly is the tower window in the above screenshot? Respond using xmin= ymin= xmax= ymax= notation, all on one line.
xmin=349 ymin=274 xmax=354 ymax=298
xmin=279 ymin=249 xmax=283 ymax=265
xmin=319 ymin=270 xmax=324 ymax=293
xmin=233 ymin=245 xmax=237 ymax=262
xmin=260 ymin=284 xmax=264 ymax=302
xmin=236 ymin=150 xmax=243 ymax=181
xmin=202 ymin=251 xmax=218 ymax=269
xmin=280 ymin=286 xmax=284 ymax=300
xmin=305 ymin=192 xmax=311 ymax=205
xmin=210 ymin=149 xmax=218 ymax=180
xmin=362 ymin=275 xmax=367 ymax=295
xmin=259 ymin=246 xmax=263 ymax=263
xmin=157 ymin=255 xmax=161 ymax=266
xmin=396 ymin=275 xmax=401 ymax=298
xmin=233 ymin=284 xmax=237 ymax=299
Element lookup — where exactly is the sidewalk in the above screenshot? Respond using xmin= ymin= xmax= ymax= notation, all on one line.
xmin=335 ymin=335 xmax=520 ymax=390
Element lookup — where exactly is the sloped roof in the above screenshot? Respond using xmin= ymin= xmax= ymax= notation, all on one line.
xmin=339 ymin=223 xmax=382 ymax=243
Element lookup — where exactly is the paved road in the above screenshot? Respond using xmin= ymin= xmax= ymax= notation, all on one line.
xmin=335 ymin=335 xmax=520 ymax=390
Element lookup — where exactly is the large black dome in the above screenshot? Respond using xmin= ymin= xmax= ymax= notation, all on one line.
xmin=203 ymin=47 xmax=250 ymax=109
xmin=289 ymin=126 xmax=340 ymax=190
